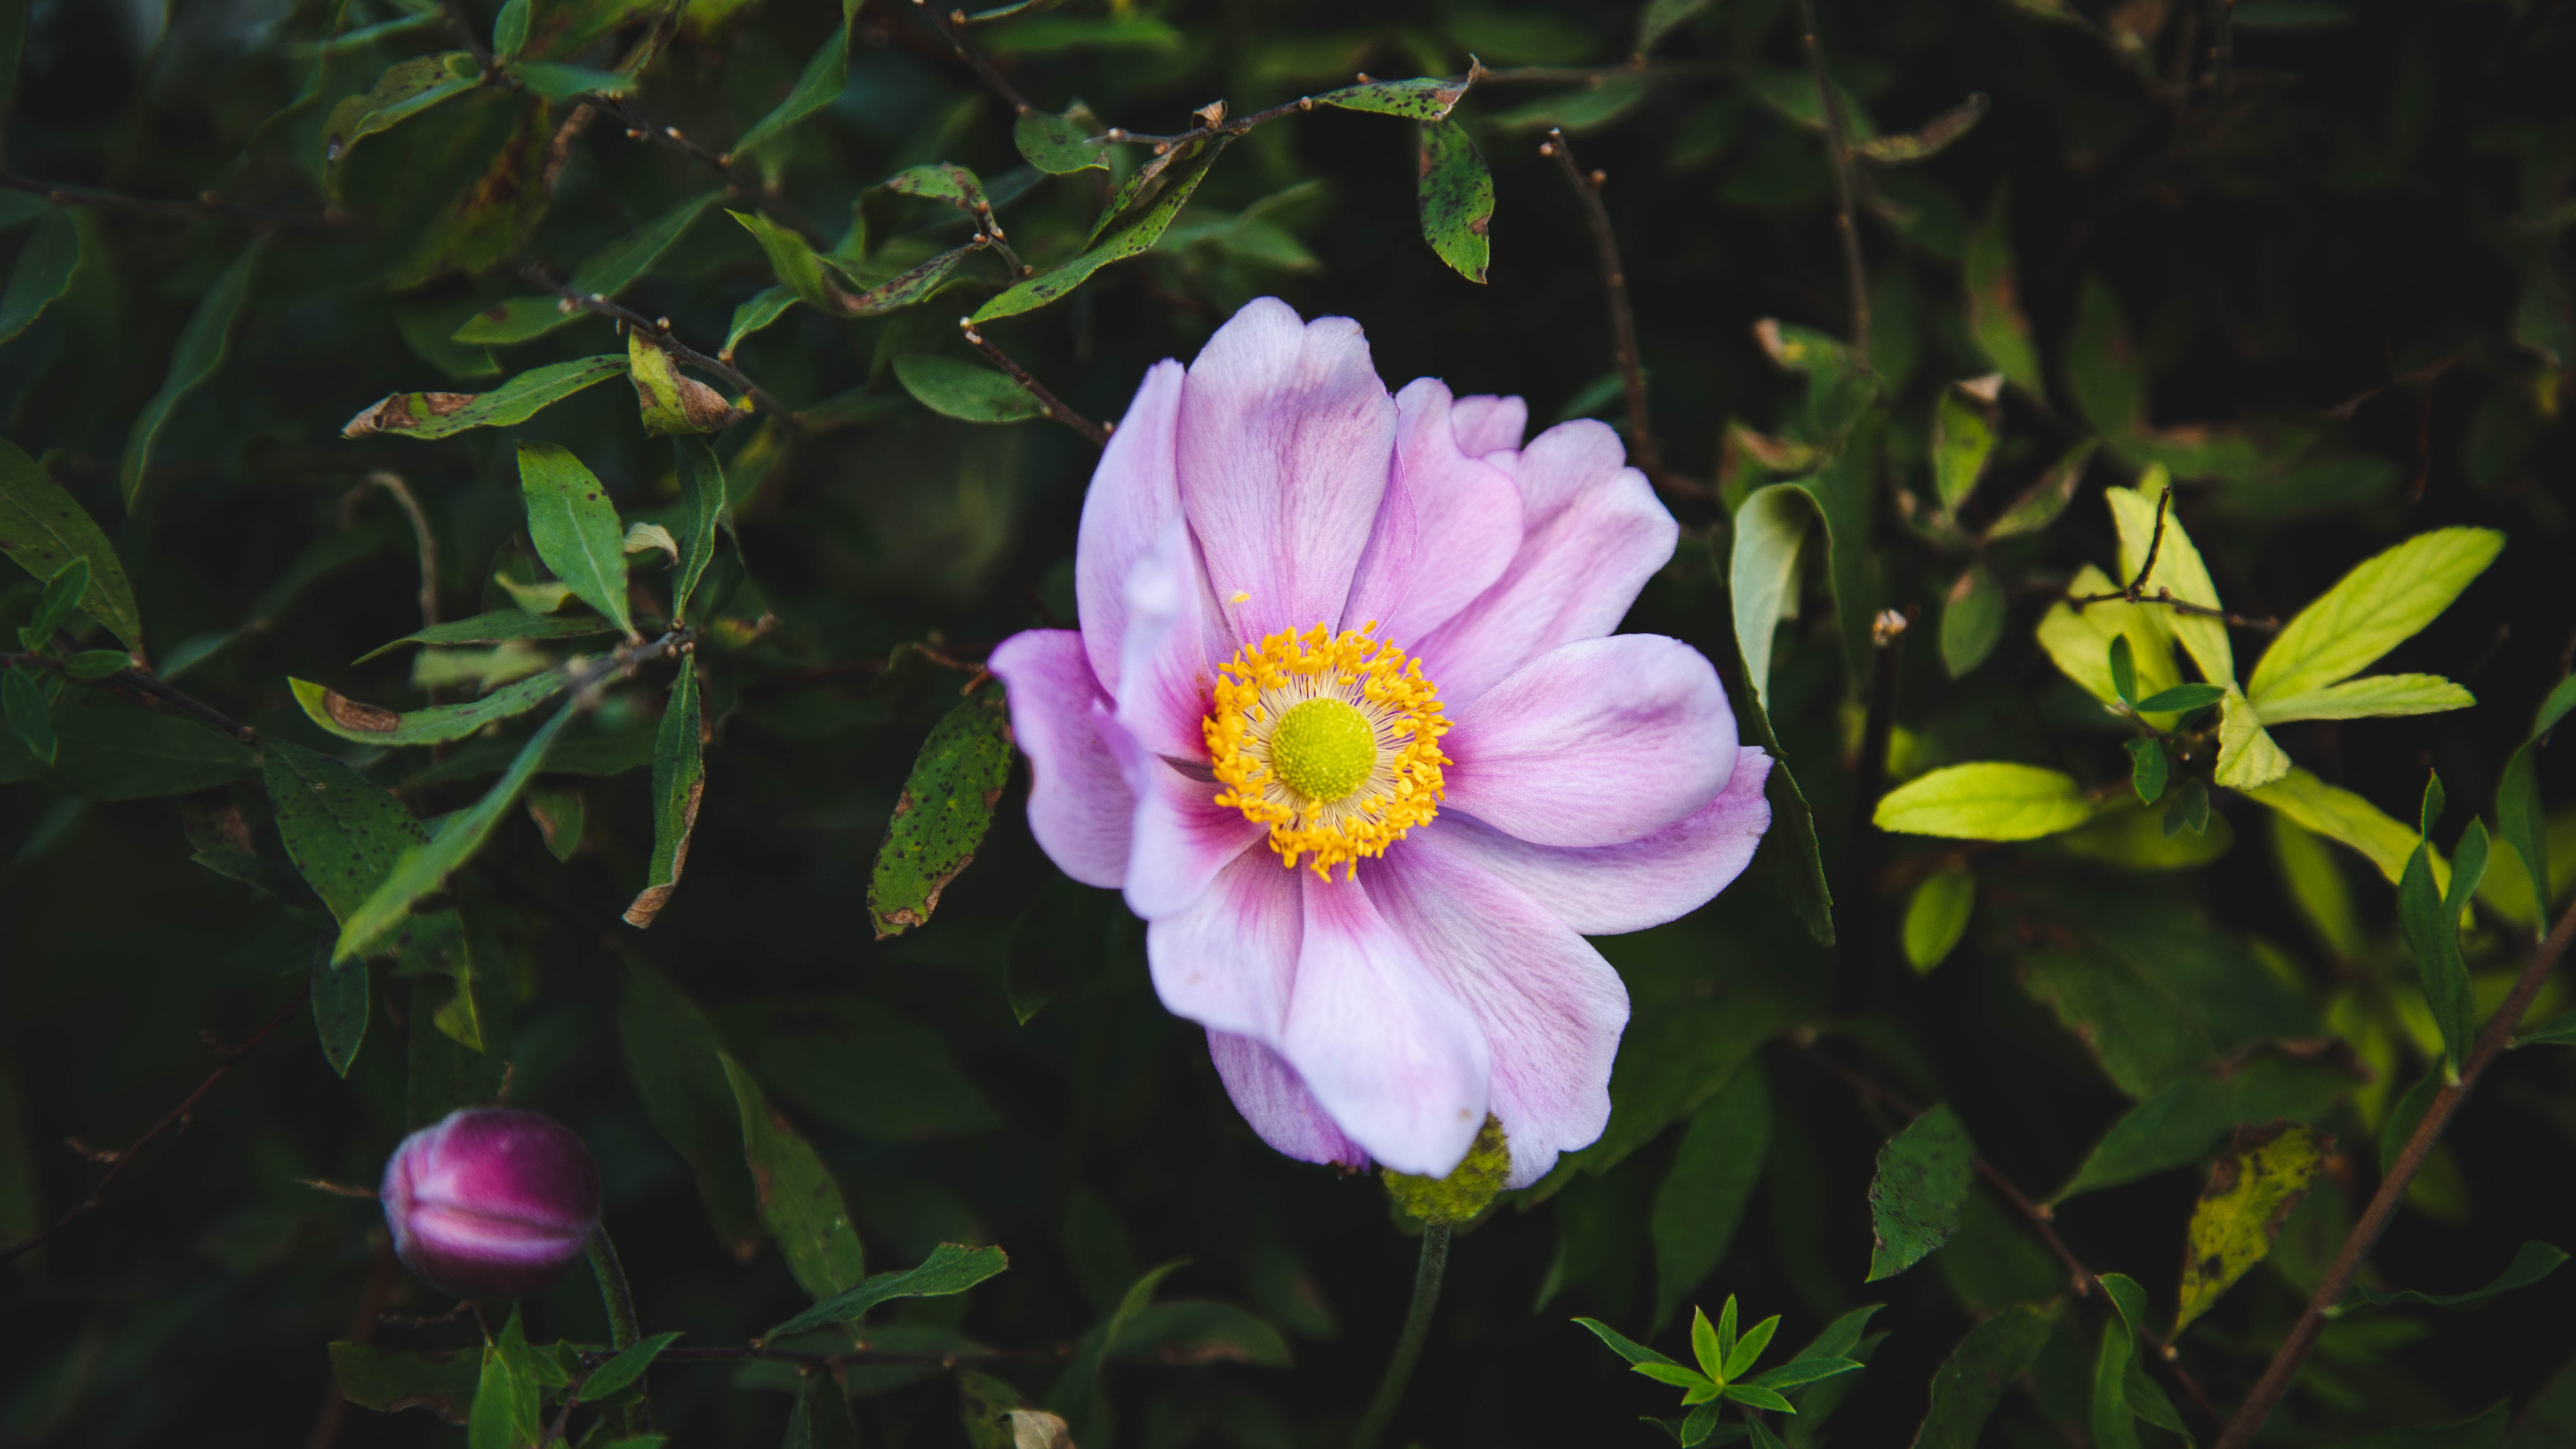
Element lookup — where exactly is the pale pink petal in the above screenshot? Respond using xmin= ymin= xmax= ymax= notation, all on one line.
xmin=988 ymin=630 xmax=1132 ymax=889
xmin=1448 ymin=394 xmax=1527 ymax=458
xmin=1444 ymin=635 xmax=1737 ymax=847
xmin=1279 ymin=877 xmax=1490 ymax=1177
xmin=1108 ymin=720 xmax=1263 ymax=922
xmin=1177 ymin=298 xmax=1397 ymax=642
xmin=1366 ymin=841 xmax=1629 ymax=1189
xmin=1075 ymin=360 xmax=1186 ymax=694
xmin=1207 ymin=1031 xmax=1369 ymax=1171
xmin=1427 ymin=748 xmax=1773 ymax=935
xmin=1342 ymin=379 xmax=1524 ymax=646
xmin=1413 ymin=421 xmax=1676 ymax=705
xmin=1112 ymin=519 xmax=1228 ymax=764
xmin=1148 ymin=845 xmax=1301 ymax=1039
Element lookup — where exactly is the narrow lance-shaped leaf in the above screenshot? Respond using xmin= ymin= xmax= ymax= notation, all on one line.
xmin=2247 ymin=528 xmax=2506 ymax=706
xmin=1931 ymin=384 xmax=1998 ymax=513
xmin=2174 ymin=1122 xmax=2330 ymax=1335
xmin=322 ymin=53 xmax=478 ymax=172
xmin=1984 ymin=437 xmax=2098 ymax=541
xmin=0 ymin=439 xmax=144 ymax=656
xmin=2403 ymin=795 xmax=2488 ymax=1074
xmin=1851 ymin=93 xmax=1988 ymax=162
xmin=343 ymin=355 xmax=629 ymax=440
xmin=290 ymin=669 xmax=574 ymax=747
xmin=574 ymin=1331 xmax=684 ymax=1403
xmin=1316 ymin=74 xmax=1471 ymax=121
xmin=869 ymin=692 xmax=1014 ymax=938
xmin=2 ymin=668 xmax=53 ymax=765
xmin=122 ymin=235 xmax=264 ymax=506
xmin=355 ymin=610 xmax=620 ymax=662
xmin=1865 ymin=1104 xmax=1975 ymax=1280
xmin=2353 ymin=1241 xmax=2567 ymax=1312
xmin=335 ymin=698 xmax=578 ymax=961
xmin=0 ymin=208 xmax=80 ymax=345
xmin=619 ymin=963 xmax=760 ymax=1258
xmin=263 ymin=740 xmax=427 ymax=922
xmin=2499 ymin=675 xmax=2576 ymax=915
xmin=1963 ymin=186 xmax=2043 ymax=398
xmin=1651 ymin=1065 xmax=1770 ymax=1330
xmin=973 ymin=137 xmax=1232 ymax=323
xmin=1914 ymin=1306 xmax=2051 ymax=1449
xmin=765 ymin=1242 xmax=1012 ymax=1338
xmin=623 ymin=662 xmax=704 ymax=929
xmin=16 ymin=555 xmax=84 ymax=650
xmin=895 ymin=354 xmax=1043 ymax=424
xmin=311 ymin=938 xmax=368 ymax=1077
xmin=720 ymin=1053 xmax=866 ymax=1301
xmin=1415 ymin=117 xmax=1492 ymax=284
xmin=669 ymin=439 xmax=727 ymax=623
xmin=455 ymin=191 xmax=725 ymax=345
xmin=730 ymin=22 xmax=850 ymax=160
xmin=517 ymin=442 xmax=635 ymax=639
xmin=1874 ymin=763 xmax=2092 ymax=841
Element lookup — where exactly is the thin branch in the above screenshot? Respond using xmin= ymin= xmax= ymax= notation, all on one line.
xmin=0 ymin=981 xmax=311 ymax=1262
xmin=3 ymin=651 xmax=263 ymax=743
xmin=2128 ymin=484 xmax=2171 ymax=594
xmin=523 ymin=264 xmax=794 ymax=423
xmin=1093 ymin=62 xmax=1722 ymax=150
xmin=912 ymin=0 xmax=1035 ymax=115
xmin=1795 ymin=0 xmax=1871 ymax=370
xmin=1794 ymin=1040 xmax=2223 ymax=1426
xmin=0 ymin=171 xmax=352 ymax=232
xmin=2063 ymin=486 xmax=2280 ymax=631
xmin=959 ymin=319 xmax=1108 ymax=445
xmin=354 ymin=470 xmax=439 ymax=630
xmin=2214 ymin=896 xmax=2576 ymax=1448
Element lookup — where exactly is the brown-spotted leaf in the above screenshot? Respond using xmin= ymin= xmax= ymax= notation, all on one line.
xmin=2174 ymin=1122 xmax=2331 ymax=1335
xmin=720 ymin=1053 xmax=866 ymax=1302
xmin=623 ymin=663 xmax=704 ymax=928
xmin=868 ymin=692 xmax=1012 ymax=938
xmin=342 ymin=354 xmax=628 ymax=440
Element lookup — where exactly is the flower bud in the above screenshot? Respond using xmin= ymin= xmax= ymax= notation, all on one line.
xmin=380 ymin=1109 xmax=602 ymax=1301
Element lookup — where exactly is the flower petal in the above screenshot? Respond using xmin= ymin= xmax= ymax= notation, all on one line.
xmin=1076 ymin=360 xmax=1185 ymax=694
xmin=1280 ymin=877 xmax=1491 ymax=1177
xmin=1428 ymin=747 xmax=1773 ymax=934
xmin=1444 ymin=635 xmax=1737 ymax=847
xmin=1110 ymin=723 xmax=1264 ymax=921
xmin=1149 ymin=844 xmax=1301 ymax=1038
xmin=1113 ymin=519 xmax=1228 ymax=763
xmin=988 ymin=629 xmax=1133 ymax=888
xmin=1447 ymin=394 xmax=1527 ymax=457
xmin=1178 ymin=297 xmax=1397 ymax=641
xmin=1206 ymin=1030 xmax=1370 ymax=1171
xmin=1366 ymin=839 xmax=1628 ymax=1189
xmin=1342 ymin=379 xmax=1525 ymax=646
xmin=1413 ymin=420 xmax=1676 ymax=705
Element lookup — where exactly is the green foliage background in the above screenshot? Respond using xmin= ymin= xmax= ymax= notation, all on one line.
xmin=1 ymin=0 xmax=2573 ymax=1444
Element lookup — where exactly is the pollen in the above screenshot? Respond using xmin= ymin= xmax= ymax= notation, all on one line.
xmin=1203 ymin=622 xmax=1450 ymax=879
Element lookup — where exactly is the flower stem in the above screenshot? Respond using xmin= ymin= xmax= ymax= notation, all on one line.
xmin=587 ymin=1226 xmax=647 ymax=1434
xmin=1349 ymin=1223 xmax=1452 ymax=1449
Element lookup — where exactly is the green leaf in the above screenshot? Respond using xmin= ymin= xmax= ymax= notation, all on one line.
xmin=2174 ymin=1122 xmax=2330 ymax=1334
xmin=726 ymin=286 xmax=798 ymax=352
xmin=2106 ymin=472 xmax=2232 ymax=686
xmin=1690 ymin=1307 xmax=1726 ymax=1383
xmin=455 ymin=195 xmax=724 ymax=345
xmin=290 ymin=669 xmax=574 ymax=747
xmin=1745 ymin=1356 xmax=1862 ymax=1391
xmin=1651 ymin=1065 xmax=1770 ymax=1330
xmin=619 ymin=963 xmax=760 ymax=1258
xmin=356 ymin=609 xmax=620 ymax=661
xmin=1864 ymin=1105 xmax=1975 ymax=1281
xmin=2246 ymin=767 xmax=2438 ymax=890
xmin=2053 ymin=1051 xmax=2357 ymax=1201
xmin=1574 ymin=1316 xmax=1683 ymax=1368
xmin=2253 ymin=672 xmax=2475 ymax=723
xmin=730 ymin=23 xmax=850 ymax=158
xmin=311 ymin=940 xmax=368 ymax=1077
xmin=263 ymin=740 xmax=427 ymax=922
xmin=505 ymin=60 xmax=632 ymax=101
xmin=869 ymin=692 xmax=1013 ymax=938
xmin=1901 ymin=868 xmax=1976 ymax=973
xmin=517 ymin=442 xmax=635 ymax=639
xmin=1315 ymin=74 xmax=1470 ymax=121
xmin=1014 ymin=106 xmax=1105 ymax=173
xmin=329 ymin=1342 xmax=479 ymax=1423
xmin=669 ymin=439 xmax=728 ymax=623
xmin=342 ymin=354 xmax=629 ymax=440
xmin=322 ymin=54 xmax=478 ymax=172
xmin=720 ymin=1053 xmax=866 ymax=1301
xmin=1110 ymin=1299 xmax=1292 ymax=1366
xmin=2135 ymin=683 xmax=2227 ymax=712
xmin=765 ymin=1240 xmax=1010 ymax=1338
xmin=576 ymin=1331 xmax=684 ymax=1403
xmin=1874 ymin=763 xmax=2093 ymax=841
xmin=526 ymin=782 xmax=583 ymax=861
xmin=2404 ymin=807 xmax=2486 ymax=1072
xmin=1415 ymin=118 xmax=1492 ymax=284
xmin=466 ymin=1328 xmax=538 ymax=1449
xmin=1049 ymin=1258 xmax=1190 ymax=1434
xmin=626 ymin=329 xmax=741 ymax=435
xmin=1983 ymin=437 xmax=2098 ymax=541
xmin=1913 ymin=1306 xmax=2051 ymax=1449
xmin=121 ymin=236 xmax=262 ymax=506
xmin=2066 ymin=274 xmax=2145 ymax=437
xmin=2247 ymin=528 xmax=2506 ymax=705
xmin=621 ymin=662 xmax=703 ymax=929
xmin=0 ymin=208 xmax=80 ymax=345
xmin=2355 ymin=1240 xmax=2566 ymax=1312
xmin=2215 ymin=687 xmax=2291 ymax=790
xmin=61 ymin=649 xmax=129 ymax=680
xmin=2092 ymin=1322 xmax=2143 ymax=1449
xmin=0 ymin=440 xmax=144 ymax=656
xmin=973 ymin=136 xmax=1232 ymax=323
xmin=2109 ymin=634 xmax=2141 ymax=706
xmin=1851 ymin=93 xmax=1988 ymax=162
xmin=1721 ymin=1384 xmax=1796 ymax=1413
xmin=880 ymin=162 xmax=987 ymax=209
xmin=36 ymin=692 xmax=255 ymax=798
xmin=2037 ymin=567 xmax=2184 ymax=718
xmin=1725 ymin=1315 xmax=1780 ymax=1382
xmin=2498 ymin=675 xmax=2576 ymax=916
xmin=1931 ymin=383 xmax=1998 ymax=512
xmin=2 ymin=667 xmax=54 ymax=765
xmin=2124 ymin=739 xmax=2168 ymax=806
xmin=1962 ymin=186 xmax=2043 ymax=399
xmin=1939 ymin=564 xmax=2004 ymax=679
xmin=731 ymin=209 xmax=846 ymax=313
xmin=1638 ymin=0 xmax=1715 ymax=52
xmin=333 ymin=699 xmax=576 ymax=961
xmin=894 ymin=354 xmax=1044 ymax=423
xmin=2517 ymin=1009 xmax=2576 ymax=1047
xmin=1730 ymin=484 xmax=1814 ymax=716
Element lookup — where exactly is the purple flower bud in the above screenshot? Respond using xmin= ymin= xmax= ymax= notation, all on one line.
xmin=381 ymin=1108 xmax=602 ymax=1301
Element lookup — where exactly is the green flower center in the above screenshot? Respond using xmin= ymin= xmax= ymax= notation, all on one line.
xmin=1267 ymin=696 xmax=1376 ymax=804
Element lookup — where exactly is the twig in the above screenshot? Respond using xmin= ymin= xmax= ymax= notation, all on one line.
xmin=912 ymin=0 xmax=1034 ymax=114
xmin=2324 ymin=354 xmax=2464 ymax=421
xmin=3 ymin=651 xmax=264 ymax=743
xmin=0 ymin=981 xmax=311 ymax=1261
xmin=1794 ymin=1041 xmax=2222 ymax=1424
xmin=2214 ymin=897 xmax=2576 ymax=1448
xmin=1833 ymin=607 xmax=1913 ymax=1016
xmin=1795 ymin=0 xmax=1871 ymax=370
xmin=2064 ymin=487 xmax=2280 ymax=631
xmin=0 ymin=171 xmax=352 ymax=232
xmin=1093 ymin=63 xmax=1721 ymax=150
xmin=959 ymin=319 xmax=1108 ymax=445
xmin=523 ymin=264 xmax=794 ymax=423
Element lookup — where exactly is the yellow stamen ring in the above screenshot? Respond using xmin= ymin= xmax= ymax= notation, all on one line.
xmin=1203 ymin=622 xmax=1450 ymax=879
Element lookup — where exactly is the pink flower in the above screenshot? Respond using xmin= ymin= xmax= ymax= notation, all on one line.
xmin=381 ymin=1109 xmax=601 ymax=1301
xmin=989 ymin=299 xmax=1771 ymax=1186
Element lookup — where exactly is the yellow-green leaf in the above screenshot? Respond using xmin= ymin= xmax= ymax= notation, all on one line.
xmin=2174 ymin=1122 xmax=2330 ymax=1335
xmin=1874 ymin=763 xmax=2093 ymax=841
xmin=2036 ymin=566 xmax=2182 ymax=722
xmin=2106 ymin=471 xmax=2231 ymax=686
xmin=2246 ymin=527 xmax=2506 ymax=706
xmin=2214 ymin=688 xmax=2291 ymax=790
xmin=2253 ymin=673 xmax=2475 ymax=724
xmin=1902 ymin=868 xmax=1976 ymax=972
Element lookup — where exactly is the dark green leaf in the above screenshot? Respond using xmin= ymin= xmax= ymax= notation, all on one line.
xmin=973 ymin=137 xmax=1231 ymax=323
xmin=342 ymin=355 xmax=629 ymax=440
xmin=767 ymin=1242 xmax=1010 ymax=1338
xmin=2125 ymin=739 xmax=2167 ymax=806
xmin=726 ymin=286 xmax=798 ymax=351
xmin=1491 ymin=75 xmax=1653 ymax=133
xmin=2518 ymin=1008 xmax=2576 ymax=1048
xmin=1652 ymin=1063 xmax=1770 ymax=1329
xmin=2355 ymin=1240 xmax=2566 ymax=1311
xmin=737 ymin=998 xmax=1000 ymax=1142
xmin=262 ymin=739 xmax=427 ymax=922
xmin=517 ymin=441 xmax=635 ymax=638
xmin=0 ymin=445 xmax=146 ymax=654
xmin=1745 ymin=1356 xmax=1863 ymax=1391
xmin=1865 ymin=1104 xmax=1975 ymax=1281
xmin=329 ymin=1342 xmax=479 ymax=1422
xmin=121 ymin=236 xmax=262 ymax=506
xmin=669 ymin=439 xmax=727 ymax=623
xmin=2092 ymin=1322 xmax=2143 ymax=1449
xmin=894 ymin=354 xmax=1043 ymax=423
xmin=1939 ymin=564 xmax=2004 ymax=679
xmin=1014 ymin=107 xmax=1105 ymax=173
xmin=505 ymin=60 xmax=632 ymax=101
xmin=19 ymin=556 xmax=86 ymax=650
xmin=0 ymin=208 xmax=80 ymax=345
xmin=2065 ymin=274 xmax=2145 ymax=438
xmin=2401 ymin=818 xmax=2476 ymax=1073
xmin=2 ymin=666 xmax=54 ymax=765
xmin=526 ymin=781 xmax=583 ymax=861
xmin=869 ymin=692 xmax=1013 ymax=938
xmin=1638 ymin=0 xmax=1715 ymax=52
xmin=2054 ymin=1051 xmax=2357 ymax=1201
xmin=1931 ymin=384 xmax=1997 ymax=512
xmin=1110 ymin=1299 xmax=1291 ymax=1367
xmin=2344 ymin=1404 xmax=2511 ymax=1449
xmin=322 ymin=54 xmax=478 ymax=172
xmin=730 ymin=23 xmax=849 ymax=158
xmin=1962 ymin=186 xmax=2043 ymax=399
xmin=2381 ymin=1067 xmax=2442 ymax=1173
xmin=2135 ymin=684 xmax=2227 ymax=712
xmin=40 ymin=692 xmax=254 ymax=798
xmin=2109 ymin=634 xmax=2141 ymax=707
xmin=356 ymin=609 xmax=619 ymax=661
xmin=1415 ymin=118 xmax=1492 ymax=284
xmin=333 ymin=698 xmax=576 ymax=961
xmin=1315 ymin=74 xmax=1470 ymax=121
xmin=619 ymin=962 xmax=760 ymax=1258
xmin=1984 ymin=438 xmax=2098 ymax=541
xmin=1574 ymin=1316 xmax=1682 ymax=1368
xmin=312 ymin=940 xmax=368 ymax=1077
xmin=576 ymin=1331 xmax=684 ymax=1402
xmin=288 ymin=669 xmax=574 ymax=747
xmin=407 ymin=965 xmax=507 ymax=1127
xmin=720 ymin=1053 xmax=866 ymax=1301
xmin=455 ymin=193 xmax=724 ymax=346
xmin=61 ymin=649 xmax=130 ymax=680
xmin=1913 ymin=1305 xmax=2051 ymax=1449
xmin=2498 ymin=676 xmax=2576 ymax=914
xmin=621 ymin=661 xmax=702 ymax=928
xmin=1720 ymin=1383 xmax=1795 ymax=1413
xmin=1049 ymin=1259 xmax=1189 ymax=1436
